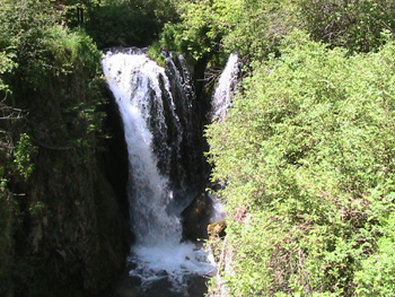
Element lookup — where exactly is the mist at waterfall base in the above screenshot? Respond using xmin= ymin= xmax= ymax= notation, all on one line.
xmin=102 ymin=49 xmax=215 ymax=295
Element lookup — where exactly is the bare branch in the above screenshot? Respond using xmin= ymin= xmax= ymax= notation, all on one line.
xmin=0 ymin=101 xmax=27 ymax=121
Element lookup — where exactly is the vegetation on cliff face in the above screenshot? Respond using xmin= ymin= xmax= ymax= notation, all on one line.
xmin=0 ymin=1 xmax=128 ymax=296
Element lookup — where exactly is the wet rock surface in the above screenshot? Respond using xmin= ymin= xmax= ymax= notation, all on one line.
xmin=182 ymin=193 xmax=213 ymax=241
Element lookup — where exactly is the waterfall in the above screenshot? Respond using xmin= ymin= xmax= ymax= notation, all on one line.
xmin=101 ymin=48 xmax=214 ymax=293
xmin=210 ymin=53 xmax=241 ymax=121
xmin=206 ymin=52 xmax=240 ymax=236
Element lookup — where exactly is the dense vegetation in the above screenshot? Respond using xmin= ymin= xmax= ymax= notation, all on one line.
xmin=159 ymin=0 xmax=394 ymax=61
xmin=81 ymin=0 xmax=178 ymax=48
xmin=0 ymin=0 xmax=394 ymax=296
xmin=187 ymin=1 xmax=394 ymax=297
xmin=207 ymin=33 xmax=395 ymax=296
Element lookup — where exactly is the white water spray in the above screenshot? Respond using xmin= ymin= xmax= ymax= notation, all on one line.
xmin=101 ymin=49 xmax=214 ymax=291
xmin=210 ymin=53 xmax=240 ymax=121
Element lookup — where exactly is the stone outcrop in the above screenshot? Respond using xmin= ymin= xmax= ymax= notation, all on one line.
xmin=9 ymin=96 xmax=130 ymax=297
xmin=207 ymin=220 xmax=226 ymax=241
xmin=181 ymin=193 xmax=213 ymax=241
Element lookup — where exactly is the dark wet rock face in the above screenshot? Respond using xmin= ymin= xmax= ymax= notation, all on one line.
xmin=10 ymin=94 xmax=131 ymax=297
xmin=182 ymin=193 xmax=213 ymax=241
xmin=161 ymin=53 xmax=208 ymax=208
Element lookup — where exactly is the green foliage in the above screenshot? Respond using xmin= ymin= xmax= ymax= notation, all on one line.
xmin=159 ymin=0 xmax=298 ymax=62
xmin=0 ymin=1 xmax=109 ymax=295
xmin=83 ymin=3 xmax=157 ymax=47
xmin=0 ymin=51 xmax=17 ymax=94
xmin=0 ymin=1 xmax=105 ymax=148
xmin=218 ymin=0 xmax=297 ymax=61
xmin=160 ymin=0 xmax=226 ymax=60
xmin=0 ymin=0 xmax=57 ymax=94
xmin=82 ymin=0 xmax=178 ymax=48
xmin=0 ymin=178 xmax=7 ymax=192
xmin=147 ymin=41 xmax=166 ymax=67
xmin=206 ymin=32 xmax=395 ymax=296
xmin=354 ymin=213 xmax=395 ymax=296
xmin=299 ymin=0 xmax=395 ymax=52
xmin=161 ymin=0 xmax=393 ymax=64
xmin=13 ymin=133 xmax=37 ymax=179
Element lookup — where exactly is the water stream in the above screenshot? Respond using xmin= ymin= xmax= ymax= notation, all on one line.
xmin=210 ymin=53 xmax=241 ymax=121
xmin=102 ymin=49 xmax=214 ymax=296
xmin=102 ymin=48 xmax=239 ymax=296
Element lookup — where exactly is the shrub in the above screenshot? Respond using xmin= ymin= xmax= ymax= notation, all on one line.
xmin=354 ymin=213 xmax=395 ymax=296
xmin=299 ymin=0 xmax=395 ymax=52
xmin=206 ymin=31 xmax=395 ymax=296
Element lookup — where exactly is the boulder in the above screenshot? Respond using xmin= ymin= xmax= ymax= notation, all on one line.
xmin=207 ymin=220 xmax=226 ymax=240
xmin=181 ymin=193 xmax=213 ymax=241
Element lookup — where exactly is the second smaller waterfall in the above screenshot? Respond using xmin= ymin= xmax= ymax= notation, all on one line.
xmin=210 ymin=53 xmax=241 ymax=121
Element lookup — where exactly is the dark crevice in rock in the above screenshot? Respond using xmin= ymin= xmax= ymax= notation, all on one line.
xmin=101 ymin=88 xmax=132 ymax=245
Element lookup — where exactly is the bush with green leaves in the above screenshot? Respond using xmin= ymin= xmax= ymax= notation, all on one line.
xmin=1 ymin=0 xmax=105 ymax=149
xmin=13 ymin=133 xmax=37 ymax=179
xmin=159 ymin=0 xmax=290 ymax=61
xmin=206 ymin=31 xmax=395 ymax=296
xmin=299 ymin=0 xmax=395 ymax=53
xmin=216 ymin=0 xmax=297 ymax=61
xmin=354 ymin=213 xmax=395 ymax=296
xmin=160 ymin=0 xmax=230 ymax=61
xmin=160 ymin=0 xmax=393 ymax=65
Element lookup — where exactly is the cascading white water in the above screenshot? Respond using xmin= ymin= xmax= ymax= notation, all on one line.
xmin=101 ymin=49 xmax=214 ymax=292
xmin=207 ymin=52 xmax=241 ymax=241
xmin=210 ymin=53 xmax=240 ymax=121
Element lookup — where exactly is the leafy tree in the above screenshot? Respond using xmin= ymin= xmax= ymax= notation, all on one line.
xmin=160 ymin=0 xmax=393 ymax=64
xmin=299 ymin=0 xmax=395 ymax=52
xmin=81 ymin=0 xmax=178 ymax=48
